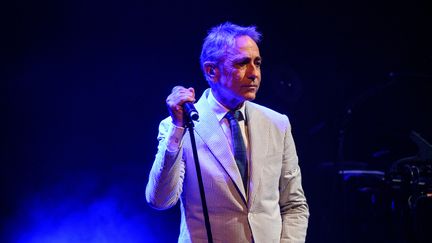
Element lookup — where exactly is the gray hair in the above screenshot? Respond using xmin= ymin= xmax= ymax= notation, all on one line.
xmin=200 ymin=22 xmax=262 ymax=77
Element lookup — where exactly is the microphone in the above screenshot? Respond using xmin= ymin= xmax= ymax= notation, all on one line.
xmin=183 ymin=102 xmax=199 ymax=121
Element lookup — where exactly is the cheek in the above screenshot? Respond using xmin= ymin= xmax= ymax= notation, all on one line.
xmin=222 ymin=67 xmax=235 ymax=80
xmin=231 ymin=70 xmax=244 ymax=82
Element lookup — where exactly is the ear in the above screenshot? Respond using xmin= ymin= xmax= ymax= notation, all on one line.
xmin=203 ymin=61 xmax=219 ymax=82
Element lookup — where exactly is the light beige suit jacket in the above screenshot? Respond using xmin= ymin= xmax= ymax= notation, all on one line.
xmin=146 ymin=89 xmax=309 ymax=243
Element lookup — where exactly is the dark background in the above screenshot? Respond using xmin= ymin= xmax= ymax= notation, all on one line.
xmin=2 ymin=0 xmax=431 ymax=242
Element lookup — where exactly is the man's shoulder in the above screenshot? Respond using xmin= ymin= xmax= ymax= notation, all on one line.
xmin=245 ymin=101 xmax=290 ymax=126
xmin=246 ymin=101 xmax=286 ymax=118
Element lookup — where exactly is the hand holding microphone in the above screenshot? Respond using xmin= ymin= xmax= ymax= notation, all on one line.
xmin=166 ymin=86 xmax=198 ymax=127
xmin=183 ymin=102 xmax=199 ymax=121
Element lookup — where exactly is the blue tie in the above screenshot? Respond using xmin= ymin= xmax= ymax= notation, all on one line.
xmin=225 ymin=110 xmax=248 ymax=193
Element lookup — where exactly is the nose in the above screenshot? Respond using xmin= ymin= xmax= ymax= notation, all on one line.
xmin=247 ymin=64 xmax=260 ymax=81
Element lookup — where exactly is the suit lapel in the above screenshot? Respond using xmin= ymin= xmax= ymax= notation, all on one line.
xmin=245 ymin=102 xmax=270 ymax=208
xmin=193 ymin=90 xmax=247 ymax=201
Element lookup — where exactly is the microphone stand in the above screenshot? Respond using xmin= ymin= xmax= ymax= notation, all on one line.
xmin=184 ymin=114 xmax=213 ymax=243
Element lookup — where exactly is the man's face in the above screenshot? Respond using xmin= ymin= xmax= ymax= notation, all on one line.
xmin=212 ymin=35 xmax=262 ymax=109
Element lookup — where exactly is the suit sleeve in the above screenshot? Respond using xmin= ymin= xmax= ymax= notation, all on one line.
xmin=145 ymin=118 xmax=186 ymax=210
xmin=279 ymin=117 xmax=310 ymax=243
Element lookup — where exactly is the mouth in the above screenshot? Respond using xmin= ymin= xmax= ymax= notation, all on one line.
xmin=242 ymin=85 xmax=258 ymax=91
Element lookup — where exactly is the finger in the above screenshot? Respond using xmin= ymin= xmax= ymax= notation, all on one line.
xmin=166 ymin=93 xmax=194 ymax=108
xmin=187 ymin=87 xmax=196 ymax=101
xmin=172 ymin=85 xmax=185 ymax=93
xmin=174 ymin=89 xmax=194 ymax=100
xmin=177 ymin=95 xmax=195 ymax=105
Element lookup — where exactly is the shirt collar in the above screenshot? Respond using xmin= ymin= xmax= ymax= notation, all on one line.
xmin=207 ymin=89 xmax=246 ymax=122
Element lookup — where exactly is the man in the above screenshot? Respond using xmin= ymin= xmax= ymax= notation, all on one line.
xmin=146 ymin=22 xmax=309 ymax=242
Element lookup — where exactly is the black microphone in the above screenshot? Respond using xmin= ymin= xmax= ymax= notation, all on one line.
xmin=183 ymin=102 xmax=199 ymax=121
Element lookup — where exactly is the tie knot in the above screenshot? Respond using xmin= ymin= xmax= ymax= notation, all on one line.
xmin=226 ymin=110 xmax=243 ymax=121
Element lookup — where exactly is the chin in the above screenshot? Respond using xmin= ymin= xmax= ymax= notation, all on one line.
xmin=243 ymin=93 xmax=257 ymax=101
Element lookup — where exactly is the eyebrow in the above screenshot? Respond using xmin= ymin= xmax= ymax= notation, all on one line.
xmin=232 ymin=56 xmax=262 ymax=63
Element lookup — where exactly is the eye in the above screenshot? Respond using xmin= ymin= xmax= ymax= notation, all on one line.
xmin=236 ymin=59 xmax=249 ymax=66
xmin=255 ymin=60 xmax=262 ymax=67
